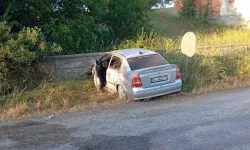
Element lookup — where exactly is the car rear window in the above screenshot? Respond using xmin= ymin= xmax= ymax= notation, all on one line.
xmin=127 ymin=54 xmax=168 ymax=71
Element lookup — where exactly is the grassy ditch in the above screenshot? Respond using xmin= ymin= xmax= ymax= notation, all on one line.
xmin=0 ymin=80 xmax=117 ymax=120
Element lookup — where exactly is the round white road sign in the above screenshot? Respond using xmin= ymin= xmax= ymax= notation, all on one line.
xmin=181 ymin=32 xmax=197 ymax=57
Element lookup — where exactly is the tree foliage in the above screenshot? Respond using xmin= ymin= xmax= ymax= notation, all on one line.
xmin=0 ymin=0 xmax=150 ymax=54
xmin=180 ymin=0 xmax=196 ymax=18
xmin=0 ymin=0 xmax=53 ymax=31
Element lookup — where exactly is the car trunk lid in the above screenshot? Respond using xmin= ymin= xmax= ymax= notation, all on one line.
xmin=135 ymin=64 xmax=177 ymax=89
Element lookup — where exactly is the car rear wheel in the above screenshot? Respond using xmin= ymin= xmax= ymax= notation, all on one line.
xmin=118 ymin=85 xmax=127 ymax=100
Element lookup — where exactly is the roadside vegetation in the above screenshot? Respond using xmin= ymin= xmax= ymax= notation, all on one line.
xmin=1 ymin=1 xmax=250 ymax=120
xmin=119 ymin=9 xmax=250 ymax=92
xmin=0 ymin=80 xmax=117 ymax=120
xmin=118 ymin=33 xmax=250 ymax=90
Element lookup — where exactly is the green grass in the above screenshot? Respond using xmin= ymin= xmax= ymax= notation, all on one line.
xmin=148 ymin=9 xmax=225 ymax=37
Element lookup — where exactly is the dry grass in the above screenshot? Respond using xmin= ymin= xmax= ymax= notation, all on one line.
xmin=1 ymin=103 xmax=29 ymax=119
xmin=190 ymin=76 xmax=250 ymax=95
xmin=0 ymin=79 xmax=120 ymax=121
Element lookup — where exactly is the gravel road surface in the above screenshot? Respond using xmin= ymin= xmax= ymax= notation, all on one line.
xmin=1 ymin=88 xmax=250 ymax=150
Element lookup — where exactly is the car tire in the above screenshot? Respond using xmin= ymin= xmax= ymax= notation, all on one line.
xmin=118 ymin=85 xmax=127 ymax=100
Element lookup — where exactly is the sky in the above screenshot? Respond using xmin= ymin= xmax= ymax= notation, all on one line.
xmin=234 ymin=0 xmax=250 ymax=21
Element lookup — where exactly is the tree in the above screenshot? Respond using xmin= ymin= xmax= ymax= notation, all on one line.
xmin=0 ymin=0 xmax=53 ymax=31
xmin=106 ymin=0 xmax=149 ymax=40
xmin=45 ymin=0 xmax=150 ymax=54
xmin=180 ymin=0 xmax=196 ymax=18
xmin=0 ymin=0 xmax=151 ymax=54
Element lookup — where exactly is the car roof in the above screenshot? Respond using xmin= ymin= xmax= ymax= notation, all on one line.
xmin=112 ymin=48 xmax=157 ymax=59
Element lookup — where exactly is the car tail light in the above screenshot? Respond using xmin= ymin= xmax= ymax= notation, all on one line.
xmin=132 ymin=75 xmax=142 ymax=88
xmin=176 ymin=67 xmax=181 ymax=80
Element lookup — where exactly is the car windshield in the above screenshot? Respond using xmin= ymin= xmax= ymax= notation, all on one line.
xmin=127 ymin=54 xmax=168 ymax=71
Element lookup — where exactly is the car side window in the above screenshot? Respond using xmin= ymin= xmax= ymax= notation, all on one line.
xmin=99 ymin=54 xmax=112 ymax=68
xmin=109 ymin=56 xmax=122 ymax=70
xmin=100 ymin=55 xmax=111 ymax=62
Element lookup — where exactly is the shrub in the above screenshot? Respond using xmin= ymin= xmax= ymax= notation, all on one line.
xmin=0 ymin=22 xmax=61 ymax=95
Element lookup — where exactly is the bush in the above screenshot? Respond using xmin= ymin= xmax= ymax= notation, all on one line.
xmin=0 ymin=22 xmax=61 ymax=95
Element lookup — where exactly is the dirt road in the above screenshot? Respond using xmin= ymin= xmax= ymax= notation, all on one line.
xmin=1 ymin=88 xmax=250 ymax=150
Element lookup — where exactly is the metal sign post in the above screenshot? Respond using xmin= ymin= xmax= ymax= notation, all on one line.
xmin=185 ymin=55 xmax=189 ymax=81
xmin=181 ymin=32 xmax=197 ymax=81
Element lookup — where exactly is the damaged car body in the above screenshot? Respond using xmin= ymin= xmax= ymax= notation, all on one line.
xmin=90 ymin=48 xmax=182 ymax=100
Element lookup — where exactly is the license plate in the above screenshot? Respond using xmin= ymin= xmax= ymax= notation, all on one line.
xmin=151 ymin=74 xmax=170 ymax=83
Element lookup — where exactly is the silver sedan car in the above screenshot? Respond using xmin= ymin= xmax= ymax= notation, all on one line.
xmin=92 ymin=48 xmax=182 ymax=100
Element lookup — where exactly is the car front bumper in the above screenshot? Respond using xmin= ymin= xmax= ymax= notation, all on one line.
xmin=127 ymin=79 xmax=182 ymax=100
